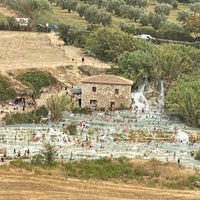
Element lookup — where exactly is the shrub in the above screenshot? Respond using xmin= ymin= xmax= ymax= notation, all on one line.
xmin=17 ymin=71 xmax=57 ymax=98
xmin=4 ymin=105 xmax=48 ymax=125
xmin=46 ymin=94 xmax=76 ymax=122
xmin=40 ymin=142 xmax=57 ymax=166
xmin=10 ymin=159 xmax=32 ymax=171
xmin=62 ymin=157 xmax=135 ymax=180
xmin=71 ymin=107 xmax=93 ymax=114
xmin=194 ymin=149 xmax=200 ymax=160
xmin=0 ymin=75 xmax=17 ymax=102
xmin=66 ymin=121 xmax=77 ymax=135
xmin=4 ymin=112 xmax=38 ymax=125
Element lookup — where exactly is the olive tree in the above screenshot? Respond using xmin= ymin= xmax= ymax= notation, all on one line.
xmin=154 ymin=3 xmax=172 ymax=16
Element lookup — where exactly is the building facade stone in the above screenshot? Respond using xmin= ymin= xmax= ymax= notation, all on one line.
xmin=81 ymin=75 xmax=133 ymax=109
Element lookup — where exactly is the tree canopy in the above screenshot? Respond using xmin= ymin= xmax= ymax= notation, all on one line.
xmin=165 ymin=72 xmax=200 ymax=127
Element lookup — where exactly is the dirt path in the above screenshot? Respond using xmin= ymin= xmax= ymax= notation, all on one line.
xmin=0 ymin=30 xmax=110 ymax=88
xmin=0 ymin=172 xmax=199 ymax=200
xmin=0 ymin=31 xmax=110 ymax=72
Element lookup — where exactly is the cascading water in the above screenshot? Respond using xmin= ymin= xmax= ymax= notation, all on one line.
xmin=131 ymin=81 xmax=149 ymax=111
xmin=158 ymin=79 xmax=164 ymax=108
xmin=176 ymin=129 xmax=189 ymax=143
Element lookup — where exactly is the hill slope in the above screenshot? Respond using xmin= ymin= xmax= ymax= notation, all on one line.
xmin=0 ymin=31 xmax=110 ymax=88
xmin=0 ymin=169 xmax=199 ymax=200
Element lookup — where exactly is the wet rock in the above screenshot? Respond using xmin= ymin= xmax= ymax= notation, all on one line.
xmin=193 ymin=181 xmax=200 ymax=187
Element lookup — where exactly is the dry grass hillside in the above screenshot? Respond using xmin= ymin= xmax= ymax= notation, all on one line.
xmin=0 ymin=31 xmax=110 ymax=88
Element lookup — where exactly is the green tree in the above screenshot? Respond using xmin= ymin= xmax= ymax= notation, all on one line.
xmin=106 ymin=0 xmax=125 ymax=16
xmin=148 ymin=44 xmax=199 ymax=82
xmin=140 ymin=14 xmax=149 ymax=26
xmin=159 ymin=23 xmax=193 ymax=41
xmin=128 ymin=7 xmax=141 ymax=22
xmin=86 ymin=27 xmax=143 ymax=61
xmin=154 ymin=3 xmax=172 ymax=16
xmin=149 ymin=12 xmax=167 ymax=29
xmin=58 ymin=24 xmax=84 ymax=45
xmin=46 ymin=94 xmax=76 ymax=122
xmin=165 ymin=72 xmax=200 ymax=127
xmin=136 ymin=0 xmax=148 ymax=8
xmin=115 ymin=50 xmax=153 ymax=80
xmin=76 ymin=4 xmax=90 ymax=17
xmin=190 ymin=3 xmax=200 ymax=14
xmin=119 ymin=22 xmax=135 ymax=33
xmin=173 ymin=0 xmax=178 ymax=9
xmin=9 ymin=0 xmax=52 ymax=19
xmin=119 ymin=4 xmax=130 ymax=18
xmin=40 ymin=142 xmax=57 ymax=165
xmin=108 ymin=43 xmax=199 ymax=85
xmin=177 ymin=11 xmax=190 ymax=22
xmin=124 ymin=0 xmax=137 ymax=6
xmin=62 ymin=0 xmax=77 ymax=13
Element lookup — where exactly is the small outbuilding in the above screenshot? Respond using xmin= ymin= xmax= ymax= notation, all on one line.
xmin=81 ymin=74 xmax=133 ymax=109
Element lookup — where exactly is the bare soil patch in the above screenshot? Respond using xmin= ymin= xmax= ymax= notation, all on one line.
xmin=0 ymin=31 xmax=110 ymax=87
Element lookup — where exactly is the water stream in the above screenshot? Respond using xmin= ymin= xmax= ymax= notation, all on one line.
xmin=0 ymin=80 xmax=200 ymax=168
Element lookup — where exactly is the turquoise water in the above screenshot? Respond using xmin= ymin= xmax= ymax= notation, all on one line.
xmin=0 ymin=109 xmax=199 ymax=169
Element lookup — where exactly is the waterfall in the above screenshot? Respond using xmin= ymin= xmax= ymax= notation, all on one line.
xmin=158 ymin=79 xmax=164 ymax=107
xmin=176 ymin=129 xmax=189 ymax=143
xmin=131 ymin=81 xmax=149 ymax=111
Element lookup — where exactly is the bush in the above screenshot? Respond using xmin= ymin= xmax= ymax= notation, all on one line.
xmin=63 ymin=157 xmax=134 ymax=180
xmin=71 ymin=107 xmax=93 ymax=114
xmin=4 ymin=106 xmax=48 ymax=125
xmin=4 ymin=112 xmax=38 ymax=125
xmin=10 ymin=159 xmax=32 ymax=171
xmin=40 ymin=142 xmax=57 ymax=166
xmin=194 ymin=149 xmax=200 ymax=160
xmin=35 ymin=105 xmax=48 ymax=117
xmin=66 ymin=121 xmax=77 ymax=135
xmin=134 ymin=27 xmax=158 ymax=38
xmin=0 ymin=75 xmax=17 ymax=102
xmin=17 ymin=71 xmax=57 ymax=98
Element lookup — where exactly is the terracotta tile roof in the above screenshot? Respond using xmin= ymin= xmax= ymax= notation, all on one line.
xmin=81 ymin=74 xmax=133 ymax=85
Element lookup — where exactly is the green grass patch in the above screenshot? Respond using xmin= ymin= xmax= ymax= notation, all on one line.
xmin=4 ymin=105 xmax=48 ymax=125
xmin=63 ymin=157 xmax=150 ymax=180
xmin=17 ymin=71 xmax=57 ymax=98
xmin=0 ymin=75 xmax=17 ymax=103
xmin=78 ymin=66 xmax=91 ymax=76
xmin=10 ymin=159 xmax=32 ymax=171
xmin=163 ymin=176 xmax=200 ymax=190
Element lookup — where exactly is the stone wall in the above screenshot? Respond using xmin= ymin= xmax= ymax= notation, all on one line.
xmin=81 ymin=83 xmax=132 ymax=108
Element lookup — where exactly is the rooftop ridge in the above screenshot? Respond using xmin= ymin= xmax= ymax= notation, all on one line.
xmin=81 ymin=74 xmax=133 ymax=85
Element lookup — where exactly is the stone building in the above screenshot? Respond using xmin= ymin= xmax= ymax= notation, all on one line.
xmin=81 ymin=74 xmax=133 ymax=109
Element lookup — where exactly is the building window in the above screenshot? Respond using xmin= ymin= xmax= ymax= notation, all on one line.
xmin=115 ymin=89 xmax=119 ymax=94
xmin=90 ymin=100 xmax=97 ymax=107
xmin=92 ymin=87 xmax=96 ymax=92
